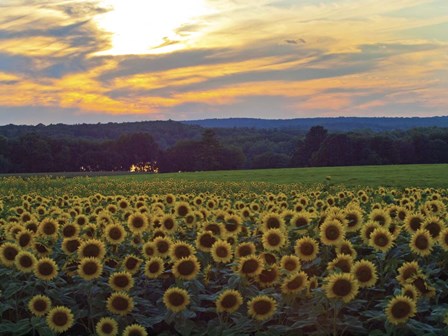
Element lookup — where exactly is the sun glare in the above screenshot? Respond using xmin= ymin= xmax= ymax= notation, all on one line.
xmin=94 ymin=0 xmax=211 ymax=55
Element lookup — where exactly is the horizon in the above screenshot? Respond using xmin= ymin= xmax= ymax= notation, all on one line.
xmin=0 ymin=1 xmax=447 ymax=124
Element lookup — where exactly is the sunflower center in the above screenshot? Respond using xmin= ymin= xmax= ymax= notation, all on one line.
xmin=83 ymin=244 xmax=100 ymax=258
xmin=178 ymin=260 xmax=195 ymax=275
xmin=325 ymin=226 xmax=340 ymax=241
xmin=52 ymin=311 xmax=68 ymax=326
xmin=238 ymin=245 xmax=252 ymax=257
xmin=109 ymin=227 xmax=123 ymax=240
xmin=132 ymin=217 xmax=145 ymax=228
xmin=287 ymin=276 xmax=304 ymax=290
xmin=333 ymin=260 xmax=351 ymax=273
xmin=333 ymin=279 xmax=352 ymax=296
xmin=295 ymin=217 xmax=308 ymax=227
xmin=101 ymin=322 xmax=113 ymax=333
xmin=267 ymin=233 xmax=281 ymax=246
xmin=259 ymin=268 xmax=277 ymax=283
xmin=4 ymin=246 xmax=19 ymax=260
xmin=38 ymin=262 xmax=54 ymax=276
xmin=125 ymin=257 xmax=139 ymax=270
xmin=221 ymin=294 xmax=237 ymax=309
xmin=168 ymin=292 xmax=185 ymax=306
xmin=65 ymin=239 xmax=80 ymax=253
xmin=425 ymin=222 xmax=440 ymax=238
xmin=19 ymin=234 xmax=31 ymax=247
xmin=356 ymin=266 xmax=372 ymax=282
xmin=174 ymin=246 xmax=191 ymax=259
xmin=83 ymin=262 xmax=98 ymax=275
xmin=149 ymin=262 xmax=160 ymax=273
xmin=266 ymin=217 xmax=280 ymax=229
xmin=63 ymin=225 xmax=76 ymax=237
xmin=216 ymin=246 xmax=228 ymax=258
xmin=113 ymin=275 xmax=130 ymax=288
xmin=177 ymin=206 xmax=188 ymax=217
xmin=374 ymin=215 xmax=386 ymax=225
xmin=409 ymin=218 xmax=422 ymax=231
xmin=242 ymin=259 xmax=259 ymax=274
xmin=415 ymin=235 xmax=428 ymax=249
xmin=43 ymin=223 xmax=56 ymax=235
xmin=346 ymin=214 xmax=358 ymax=227
xmin=300 ymin=242 xmax=314 ymax=256
xmin=34 ymin=299 xmax=47 ymax=312
xmin=253 ymin=300 xmax=272 ymax=315
xmin=112 ymin=296 xmax=129 ymax=311
xmin=164 ymin=219 xmax=175 ymax=230
xmin=374 ymin=234 xmax=388 ymax=247
xmin=391 ymin=301 xmax=411 ymax=319
xmin=199 ymin=234 xmax=216 ymax=248
xmin=156 ymin=241 xmax=170 ymax=253
xmin=284 ymin=259 xmax=297 ymax=271
xmin=19 ymin=255 xmax=33 ymax=268
xmin=402 ymin=267 xmax=417 ymax=281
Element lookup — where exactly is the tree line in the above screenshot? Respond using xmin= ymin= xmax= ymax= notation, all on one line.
xmin=0 ymin=126 xmax=447 ymax=174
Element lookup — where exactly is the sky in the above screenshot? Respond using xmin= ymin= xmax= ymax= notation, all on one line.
xmin=0 ymin=0 xmax=447 ymax=125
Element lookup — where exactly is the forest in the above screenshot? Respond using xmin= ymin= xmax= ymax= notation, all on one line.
xmin=0 ymin=121 xmax=447 ymax=173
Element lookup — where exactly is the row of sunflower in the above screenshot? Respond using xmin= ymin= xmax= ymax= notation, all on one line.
xmin=1 ymin=185 xmax=448 ymax=335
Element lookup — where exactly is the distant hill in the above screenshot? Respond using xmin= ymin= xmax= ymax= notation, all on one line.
xmin=182 ymin=116 xmax=448 ymax=131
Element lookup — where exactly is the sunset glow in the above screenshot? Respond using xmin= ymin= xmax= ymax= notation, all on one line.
xmin=0 ymin=0 xmax=447 ymax=124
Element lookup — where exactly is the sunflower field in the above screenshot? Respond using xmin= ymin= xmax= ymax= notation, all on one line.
xmin=1 ymin=181 xmax=448 ymax=335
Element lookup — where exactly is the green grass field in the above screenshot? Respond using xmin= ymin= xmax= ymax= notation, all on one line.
xmin=1 ymin=164 xmax=447 ymax=190
xmin=120 ymin=164 xmax=448 ymax=188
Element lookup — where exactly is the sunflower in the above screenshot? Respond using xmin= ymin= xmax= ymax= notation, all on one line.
xmin=261 ymin=213 xmax=285 ymax=232
xmin=247 ymin=295 xmax=277 ymax=321
xmin=385 ymin=295 xmax=416 ymax=325
xmin=78 ymin=239 xmax=106 ymax=259
xmin=14 ymin=250 xmax=37 ymax=273
xmin=107 ymin=292 xmax=134 ymax=316
xmin=63 ymin=235 xmax=85 ymax=255
xmin=127 ymin=213 xmax=149 ymax=234
xmin=401 ymin=284 xmax=419 ymax=301
xmin=196 ymin=231 xmax=217 ymax=252
xmin=327 ymin=254 xmax=353 ymax=273
xmin=324 ymin=273 xmax=359 ymax=303
xmin=352 ymin=260 xmax=378 ymax=288
xmin=404 ymin=213 xmax=424 ymax=233
xmin=61 ymin=223 xmax=80 ymax=239
xmin=344 ymin=209 xmax=363 ymax=232
xmin=261 ymin=228 xmax=286 ymax=251
xmin=280 ymin=255 xmax=301 ymax=273
xmin=223 ymin=215 xmax=242 ymax=236
xmin=38 ymin=219 xmax=59 ymax=238
xmin=236 ymin=242 xmax=256 ymax=258
xmin=290 ymin=213 xmax=311 ymax=229
xmin=295 ymin=236 xmax=319 ymax=262
xmin=238 ymin=255 xmax=264 ymax=277
xmin=163 ymin=287 xmax=190 ymax=313
xmin=78 ymin=257 xmax=103 ymax=280
xmin=123 ymin=255 xmax=142 ymax=274
xmin=28 ymin=294 xmax=51 ymax=317
xmin=439 ymin=228 xmax=448 ymax=251
xmin=95 ymin=317 xmax=119 ymax=336
xmin=46 ymin=306 xmax=74 ymax=333
xmin=422 ymin=216 xmax=444 ymax=239
xmin=122 ymin=324 xmax=148 ymax=336
xmin=169 ymin=241 xmax=196 ymax=261
xmin=216 ymin=289 xmax=243 ymax=314
xmin=211 ymin=240 xmax=233 ymax=263
xmin=320 ymin=220 xmax=345 ymax=246
xmin=144 ymin=257 xmax=165 ymax=279
xmin=411 ymin=274 xmax=435 ymax=297
xmin=0 ymin=242 xmax=20 ymax=267
xmin=335 ymin=240 xmax=357 ymax=258
xmin=360 ymin=222 xmax=380 ymax=245
xmin=175 ymin=202 xmax=191 ymax=217
xmin=153 ymin=236 xmax=172 ymax=257
xmin=16 ymin=229 xmax=34 ymax=248
xmin=369 ymin=227 xmax=394 ymax=253
xmin=104 ymin=224 xmax=127 ymax=245
xmin=369 ymin=209 xmax=391 ymax=227
xmin=160 ymin=214 xmax=177 ymax=234
xmin=409 ymin=229 xmax=433 ymax=257
xmin=172 ymin=256 xmax=200 ymax=280
xmin=396 ymin=261 xmax=420 ymax=285
xmin=34 ymin=257 xmax=58 ymax=281
xmin=280 ymin=271 xmax=309 ymax=295
xmin=257 ymin=265 xmax=280 ymax=288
